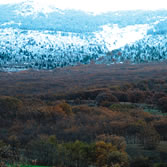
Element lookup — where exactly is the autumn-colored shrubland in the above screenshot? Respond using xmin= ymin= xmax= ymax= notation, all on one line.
xmin=0 ymin=63 xmax=167 ymax=166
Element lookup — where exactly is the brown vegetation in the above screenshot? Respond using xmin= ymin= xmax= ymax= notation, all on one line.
xmin=0 ymin=62 xmax=167 ymax=166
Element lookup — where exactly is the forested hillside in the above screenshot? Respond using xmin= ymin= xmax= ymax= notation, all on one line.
xmin=0 ymin=63 xmax=167 ymax=166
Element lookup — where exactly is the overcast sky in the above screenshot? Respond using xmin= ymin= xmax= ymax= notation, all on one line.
xmin=0 ymin=0 xmax=167 ymax=13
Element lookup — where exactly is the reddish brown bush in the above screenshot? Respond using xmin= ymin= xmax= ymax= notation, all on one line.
xmin=95 ymin=91 xmax=118 ymax=107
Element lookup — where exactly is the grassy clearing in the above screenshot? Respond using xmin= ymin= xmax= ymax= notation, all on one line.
xmin=127 ymin=141 xmax=167 ymax=163
xmin=144 ymin=108 xmax=167 ymax=116
xmin=126 ymin=144 xmax=160 ymax=160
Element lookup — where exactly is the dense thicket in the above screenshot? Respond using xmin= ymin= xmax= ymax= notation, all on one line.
xmin=0 ymin=77 xmax=167 ymax=166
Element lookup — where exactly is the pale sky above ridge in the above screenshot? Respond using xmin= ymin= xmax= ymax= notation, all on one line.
xmin=0 ymin=0 xmax=167 ymax=13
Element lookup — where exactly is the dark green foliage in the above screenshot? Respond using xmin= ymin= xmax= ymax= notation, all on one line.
xmin=0 ymin=96 xmax=23 ymax=119
xmin=107 ymin=151 xmax=129 ymax=167
xmin=130 ymin=157 xmax=153 ymax=167
xmin=158 ymin=96 xmax=167 ymax=112
xmin=155 ymin=163 xmax=167 ymax=167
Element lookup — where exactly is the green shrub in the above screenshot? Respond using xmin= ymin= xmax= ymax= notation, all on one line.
xmin=109 ymin=103 xmax=136 ymax=112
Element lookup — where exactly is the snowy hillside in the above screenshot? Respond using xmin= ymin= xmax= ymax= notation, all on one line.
xmin=0 ymin=0 xmax=167 ymax=71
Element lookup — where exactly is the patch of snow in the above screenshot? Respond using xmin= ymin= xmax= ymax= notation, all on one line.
xmin=15 ymin=0 xmax=61 ymax=17
xmin=1 ymin=21 xmax=22 ymax=26
xmin=94 ymin=24 xmax=150 ymax=51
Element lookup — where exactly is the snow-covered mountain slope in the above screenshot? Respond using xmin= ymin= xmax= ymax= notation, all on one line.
xmin=97 ymin=35 xmax=167 ymax=65
xmin=1 ymin=1 xmax=167 ymax=32
xmin=0 ymin=1 xmax=167 ymax=71
xmin=0 ymin=24 xmax=151 ymax=71
xmin=14 ymin=0 xmax=56 ymax=16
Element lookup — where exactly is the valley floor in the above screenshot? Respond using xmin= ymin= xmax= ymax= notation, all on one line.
xmin=0 ymin=62 xmax=167 ymax=96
